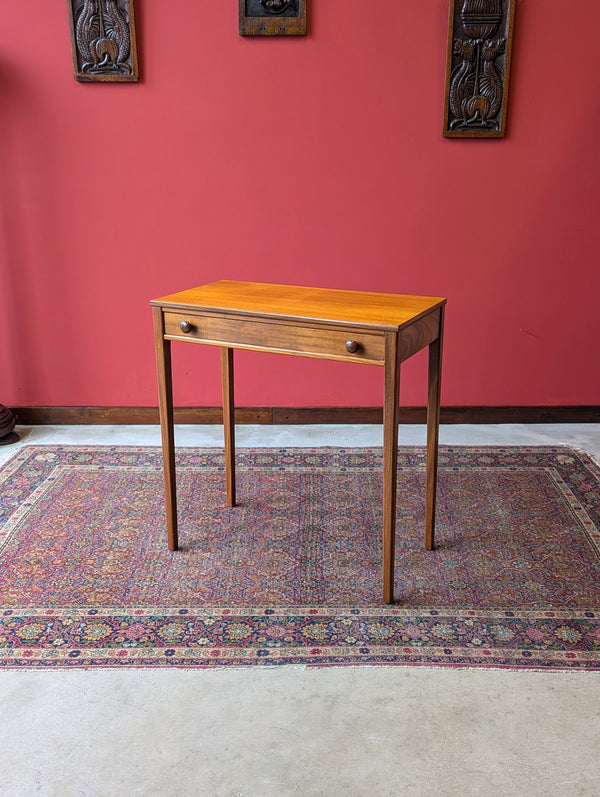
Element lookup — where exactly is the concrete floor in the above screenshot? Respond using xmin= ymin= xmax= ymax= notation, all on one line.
xmin=1 ymin=424 xmax=599 ymax=797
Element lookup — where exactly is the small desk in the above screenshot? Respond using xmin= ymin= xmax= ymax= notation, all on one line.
xmin=151 ymin=280 xmax=446 ymax=604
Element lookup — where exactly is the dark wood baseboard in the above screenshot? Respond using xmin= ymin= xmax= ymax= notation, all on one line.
xmin=11 ymin=405 xmax=600 ymax=425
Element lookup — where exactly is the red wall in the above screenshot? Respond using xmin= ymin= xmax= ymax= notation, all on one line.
xmin=1 ymin=2 xmax=599 ymax=409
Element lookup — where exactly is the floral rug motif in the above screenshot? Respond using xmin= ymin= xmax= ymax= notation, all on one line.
xmin=1 ymin=445 xmax=599 ymax=669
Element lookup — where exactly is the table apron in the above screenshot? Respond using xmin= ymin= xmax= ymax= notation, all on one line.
xmin=399 ymin=309 xmax=442 ymax=362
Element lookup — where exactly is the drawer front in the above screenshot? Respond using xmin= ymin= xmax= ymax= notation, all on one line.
xmin=163 ymin=312 xmax=385 ymax=364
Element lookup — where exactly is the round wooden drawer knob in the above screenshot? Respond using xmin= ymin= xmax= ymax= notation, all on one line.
xmin=180 ymin=321 xmax=193 ymax=333
xmin=345 ymin=340 xmax=359 ymax=353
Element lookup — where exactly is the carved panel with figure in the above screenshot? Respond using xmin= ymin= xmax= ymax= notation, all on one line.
xmin=239 ymin=0 xmax=307 ymax=36
xmin=67 ymin=0 xmax=139 ymax=82
xmin=443 ymin=0 xmax=515 ymax=138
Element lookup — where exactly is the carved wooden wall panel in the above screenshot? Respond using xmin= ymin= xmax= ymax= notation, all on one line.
xmin=443 ymin=0 xmax=515 ymax=138
xmin=239 ymin=0 xmax=307 ymax=36
xmin=67 ymin=0 xmax=139 ymax=82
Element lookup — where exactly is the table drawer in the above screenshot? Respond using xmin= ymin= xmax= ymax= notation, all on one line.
xmin=163 ymin=312 xmax=385 ymax=364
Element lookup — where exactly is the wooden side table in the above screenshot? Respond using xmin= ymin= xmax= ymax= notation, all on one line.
xmin=151 ymin=280 xmax=446 ymax=603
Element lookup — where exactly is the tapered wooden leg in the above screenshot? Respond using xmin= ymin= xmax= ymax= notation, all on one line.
xmin=425 ymin=308 xmax=445 ymax=551
xmin=153 ymin=306 xmax=178 ymax=551
xmin=221 ymin=347 xmax=236 ymax=507
xmin=382 ymin=332 xmax=400 ymax=604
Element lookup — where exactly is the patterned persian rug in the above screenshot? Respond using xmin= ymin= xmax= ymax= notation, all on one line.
xmin=1 ymin=445 xmax=599 ymax=670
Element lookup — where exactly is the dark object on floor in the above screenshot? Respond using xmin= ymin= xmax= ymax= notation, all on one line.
xmin=0 ymin=405 xmax=19 ymax=445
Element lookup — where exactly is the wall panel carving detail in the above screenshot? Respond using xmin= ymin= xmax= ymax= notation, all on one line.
xmin=443 ymin=0 xmax=515 ymax=138
xmin=67 ymin=0 xmax=139 ymax=82
xmin=239 ymin=0 xmax=307 ymax=36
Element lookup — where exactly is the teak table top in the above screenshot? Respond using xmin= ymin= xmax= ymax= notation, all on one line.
xmin=150 ymin=280 xmax=446 ymax=330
